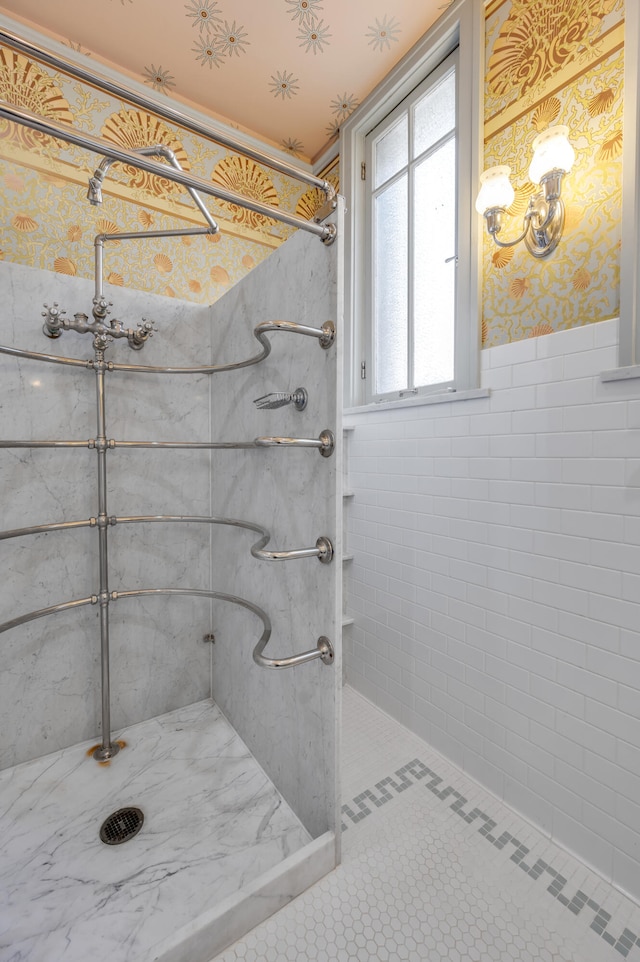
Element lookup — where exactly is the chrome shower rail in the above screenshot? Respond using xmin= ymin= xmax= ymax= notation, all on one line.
xmin=0 ymin=103 xmax=336 ymax=244
xmin=0 ymin=514 xmax=334 ymax=564
xmin=0 ymin=318 xmax=335 ymax=375
xmin=0 ymin=432 xmax=335 ymax=456
xmin=111 ymin=589 xmax=334 ymax=670
xmin=0 ymin=588 xmax=335 ymax=670
xmin=0 ymin=27 xmax=335 ymax=199
xmin=0 ymin=519 xmax=96 ymax=540
xmin=0 ymin=595 xmax=97 ymax=634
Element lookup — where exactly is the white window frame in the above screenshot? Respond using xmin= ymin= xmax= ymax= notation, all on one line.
xmin=341 ymin=0 xmax=483 ymax=409
xmin=365 ymin=51 xmax=458 ymax=403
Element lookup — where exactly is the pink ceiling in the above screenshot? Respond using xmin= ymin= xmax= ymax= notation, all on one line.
xmin=0 ymin=0 xmax=450 ymax=163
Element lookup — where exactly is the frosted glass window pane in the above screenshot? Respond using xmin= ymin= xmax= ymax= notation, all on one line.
xmin=374 ymin=116 xmax=408 ymax=188
xmin=374 ymin=175 xmax=408 ymax=395
xmin=413 ymin=137 xmax=456 ymax=387
xmin=413 ymin=70 xmax=455 ymax=158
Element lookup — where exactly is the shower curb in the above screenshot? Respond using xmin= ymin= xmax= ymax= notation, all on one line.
xmin=151 ymin=831 xmax=337 ymax=962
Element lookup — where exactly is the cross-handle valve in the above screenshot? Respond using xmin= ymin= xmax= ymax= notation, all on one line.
xmin=41 ymin=301 xmax=155 ymax=351
xmin=41 ymin=302 xmax=67 ymax=338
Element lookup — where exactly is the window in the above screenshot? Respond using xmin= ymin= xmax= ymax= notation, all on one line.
xmin=341 ymin=0 xmax=482 ymax=408
xmin=366 ymin=54 xmax=457 ymax=400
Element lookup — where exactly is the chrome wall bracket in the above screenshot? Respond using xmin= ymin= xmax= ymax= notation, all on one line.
xmin=318 ymin=321 xmax=336 ymax=349
xmin=319 ymin=429 xmax=335 ymax=457
xmin=317 ymin=636 xmax=335 ymax=665
xmin=316 ymin=536 xmax=334 ymax=564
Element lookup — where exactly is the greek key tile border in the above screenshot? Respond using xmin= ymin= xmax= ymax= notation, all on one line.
xmin=342 ymin=758 xmax=639 ymax=958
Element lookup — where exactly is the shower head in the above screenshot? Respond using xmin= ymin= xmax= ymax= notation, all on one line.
xmin=87 ymin=174 xmax=104 ymax=206
xmin=253 ymin=388 xmax=308 ymax=411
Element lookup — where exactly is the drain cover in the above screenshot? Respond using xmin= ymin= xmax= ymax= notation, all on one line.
xmin=99 ymin=807 xmax=144 ymax=845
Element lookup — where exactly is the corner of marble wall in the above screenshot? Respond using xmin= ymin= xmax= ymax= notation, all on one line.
xmin=204 ymin=211 xmax=343 ymax=841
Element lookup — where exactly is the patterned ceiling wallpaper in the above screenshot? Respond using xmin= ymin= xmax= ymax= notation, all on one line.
xmin=0 ymin=0 xmax=446 ymax=163
xmin=0 ymin=41 xmax=339 ymax=305
xmin=481 ymin=0 xmax=624 ymax=347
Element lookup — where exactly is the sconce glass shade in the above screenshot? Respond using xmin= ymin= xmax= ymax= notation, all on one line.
xmin=475 ymin=165 xmax=515 ymax=214
xmin=528 ymin=125 xmax=575 ymax=185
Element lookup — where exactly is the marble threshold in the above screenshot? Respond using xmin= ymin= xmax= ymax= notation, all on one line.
xmin=0 ymin=699 xmax=335 ymax=962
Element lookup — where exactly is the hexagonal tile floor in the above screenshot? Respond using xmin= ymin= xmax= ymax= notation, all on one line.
xmin=211 ymin=686 xmax=640 ymax=962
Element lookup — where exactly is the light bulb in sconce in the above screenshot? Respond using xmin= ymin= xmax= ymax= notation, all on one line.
xmin=477 ymin=125 xmax=576 ymax=258
xmin=528 ymin=125 xmax=575 ymax=186
xmin=475 ymin=165 xmax=515 ymax=215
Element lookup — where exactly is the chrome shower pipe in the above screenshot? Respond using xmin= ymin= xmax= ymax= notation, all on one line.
xmin=0 ymin=588 xmax=334 ymax=667
xmin=0 ymin=432 xmax=335 ymax=456
xmin=111 ymin=588 xmax=334 ymax=669
xmin=0 ymin=103 xmax=336 ymax=244
xmin=0 ymin=315 xmax=335 ymax=376
xmin=93 ymin=351 xmax=118 ymax=762
xmin=111 ymin=430 xmax=335 ymax=456
xmin=88 ymin=144 xmax=218 ymax=232
xmin=0 ymin=343 xmax=93 ymax=368
xmin=95 ymin=227 xmax=213 ymax=302
xmin=0 ymin=439 xmax=92 ymax=448
xmin=0 ymin=519 xmax=96 ymax=540
xmin=0 ymin=514 xmax=333 ymax=563
xmin=115 ymin=515 xmax=334 ymax=563
xmin=255 ymin=319 xmax=336 ymax=349
xmin=0 ymin=595 xmax=97 ymax=634
xmin=0 ymin=27 xmax=334 ymax=200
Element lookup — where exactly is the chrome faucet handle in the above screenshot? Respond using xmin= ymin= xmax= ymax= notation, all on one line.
xmin=128 ymin=318 xmax=155 ymax=350
xmin=41 ymin=302 xmax=67 ymax=338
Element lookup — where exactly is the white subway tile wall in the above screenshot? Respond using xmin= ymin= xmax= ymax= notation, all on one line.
xmin=344 ymin=319 xmax=640 ymax=904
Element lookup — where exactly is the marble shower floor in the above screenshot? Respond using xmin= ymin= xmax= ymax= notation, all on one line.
xmin=0 ymin=699 xmax=311 ymax=962
xmin=213 ymin=685 xmax=640 ymax=962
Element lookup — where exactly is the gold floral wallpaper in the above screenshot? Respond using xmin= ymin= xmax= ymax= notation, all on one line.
xmin=481 ymin=0 xmax=624 ymax=346
xmin=0 ymin=42 xmax=340 ymax=305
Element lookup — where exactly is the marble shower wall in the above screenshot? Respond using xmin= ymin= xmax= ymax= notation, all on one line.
xmin=207 ymin=214 xmax=342 ymax=840
xmin=0 ymin=261 xmax=213 ymax=769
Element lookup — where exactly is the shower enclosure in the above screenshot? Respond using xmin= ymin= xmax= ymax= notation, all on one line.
xmin=0 ymin=28 xmax=342 ymax=962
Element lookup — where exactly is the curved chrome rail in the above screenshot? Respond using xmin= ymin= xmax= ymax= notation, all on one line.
xmin=0 ymin=319 xmax=336 ymax=375
xmin=0 ymin=587 xmax=334 ymax=669
xmin=0 ymin=595 xmax=97 ymax=634
xmin=112 ymin=588 xmax=334 ymax=669
xmin=0 ymin=519 xmax=97 ymax=540
xmin=0 ymin=344 xmax=93 ymax=368
xmin=0 ymin=514 xmax=334 ymax=563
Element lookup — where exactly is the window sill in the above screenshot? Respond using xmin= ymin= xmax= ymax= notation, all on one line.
xmin=600 ymin=364 xmax=640 ymax=383
xmin=344 ymin=387 xmax=490 ymax=415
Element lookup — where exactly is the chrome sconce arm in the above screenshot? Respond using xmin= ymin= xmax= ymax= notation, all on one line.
xmin=476 ymin=126 xmax=575 ymax=259
xmin=482 ymin=168 xmax=567 ymax=259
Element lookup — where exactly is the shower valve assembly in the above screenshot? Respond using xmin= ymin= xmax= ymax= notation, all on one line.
xmin=42 ymin=300 xmax=156 ymax=352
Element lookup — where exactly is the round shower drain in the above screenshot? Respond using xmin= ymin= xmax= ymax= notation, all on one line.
xmin=99 ymin=807 xmax=144 ymax=845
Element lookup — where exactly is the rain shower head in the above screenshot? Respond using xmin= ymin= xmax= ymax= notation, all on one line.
xmin=253 ymin=388 xmax=308 ymax=411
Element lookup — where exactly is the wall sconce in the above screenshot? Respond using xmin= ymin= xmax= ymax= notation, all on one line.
xmin=476 ymin=125 xmax=575 ymax=259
